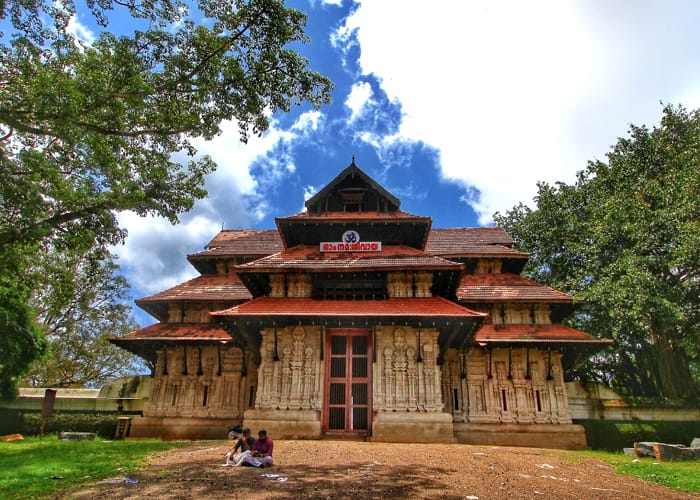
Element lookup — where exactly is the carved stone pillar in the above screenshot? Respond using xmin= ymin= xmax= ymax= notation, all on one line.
xmin=269 ymin=274 xmax=286 ymax=297
xmin=414 ymin=271 xmax=433 ymax=297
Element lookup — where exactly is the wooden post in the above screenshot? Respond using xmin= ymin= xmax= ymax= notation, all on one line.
xmin=40 ymin=389 xmax=57 ymax=439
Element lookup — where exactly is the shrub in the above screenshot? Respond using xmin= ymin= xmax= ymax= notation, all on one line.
xmin=20 ymin=412 xmax=119 ymax=438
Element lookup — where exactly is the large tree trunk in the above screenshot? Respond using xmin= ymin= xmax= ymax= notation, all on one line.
xmin=651 ymin=324 xmax=697 ymax=399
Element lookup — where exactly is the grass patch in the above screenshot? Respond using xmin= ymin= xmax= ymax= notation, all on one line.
xmin=0 ymin=436 xmax=189 ymax=499
xmin=570 ymin=450 xmax=700 ymax=493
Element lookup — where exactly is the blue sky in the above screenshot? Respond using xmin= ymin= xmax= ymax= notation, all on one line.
xmin=65 ymin=1 xmax=700 ymax=327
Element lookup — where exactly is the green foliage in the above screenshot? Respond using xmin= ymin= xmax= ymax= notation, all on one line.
xmin=20 ymin=412 xmax=124 ymax=438
xmin=495 ymin=104 xmax=700 ymax=399
xmin=571 ymin=450 xmax=700 ymax=493
xmin=23 ymin=248 xmax=143 ymax=388
xmin=0 ymin=276 xmax=47 ymax=399
xmin=0 ymin=0 xmax=332 ymax=391
xmin=0 ymin=436 xmax=188 ymax=499
xmin=579 ymin=420 xmax=700 ymax=451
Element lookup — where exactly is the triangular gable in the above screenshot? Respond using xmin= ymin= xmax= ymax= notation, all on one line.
xmin=304 ymin=158 xmax=400 ymax=213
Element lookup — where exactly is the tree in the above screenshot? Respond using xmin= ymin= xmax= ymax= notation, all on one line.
xmin=0 ymin=273 xmax=47 ymax=398
xmin=494 ymin=104 xmax=700 ymax=400
xmin=23 ymin=248 xmax=143 ymax=388
xmin=0 ymin=0 xmax=333 ymax=393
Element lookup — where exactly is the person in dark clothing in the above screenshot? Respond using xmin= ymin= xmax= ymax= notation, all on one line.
xmin=224 ymin=428 xmax=254 ymax=466
xmin=250 ymin=429 xmax=274 ymax=467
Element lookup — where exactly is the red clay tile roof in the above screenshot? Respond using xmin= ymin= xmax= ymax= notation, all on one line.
xmin=426 ymin=228 xmax=527 ymax=257
xmin=113 ymin=322 xmax=233 ymax=342
xmin=235 ymin=245 xmax=463 ymax=272
xmin=457 ymin=273 xmax=573 ymax=303
xmin=212 ymin=297 xmax=486 ymax=318
xmin=186 ymin=227 xmax=527 ymax=259
xmin=189 ymin=230 xmax=283 ymax=259
xmin=136 ymin=274 xmax=252 ymax=303
xmin=278 ymin=210 xmax=428 ymax=221
xmin=474 ymin=323 xmax=612 ymax=345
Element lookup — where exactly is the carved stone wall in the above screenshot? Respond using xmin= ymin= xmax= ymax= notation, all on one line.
xmin=441 ymin=347 xmax=572 ymax=424
xmin=144 ymin=344 xmax=258 ymax=421
xmin=167 ymin=303 xmax=214 ymax=323
xmin=287 ymin=273 xmax=312 ymax=298
xmin=474 ymin=259 xmax=502 ymax=274
xmin=269 ymin=274 xmax=286 ymax=297
xmin=491 ymin=304 xmax=552 ymax=325
xmin=269 ymin=273 xmax=312 ymax=298
xmin=387 ymin=272 xmax=433 ymax=298
xmin=373 ymin=326 xmax=443 ymax=412
xmin=254 ymin=326 xmax=322 ymax=411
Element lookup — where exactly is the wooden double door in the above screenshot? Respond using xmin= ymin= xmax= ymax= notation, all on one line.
xmin=323 ymin=329 xmax=372 ymax=436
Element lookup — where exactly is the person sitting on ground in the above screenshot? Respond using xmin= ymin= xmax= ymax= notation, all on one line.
xmin=225 ymin=428 xmax=254 ymax=466
xmin=250 ymin=429 xmax=274 ymax=467
xmin=235 ymin=429 xmax=274 ymax=467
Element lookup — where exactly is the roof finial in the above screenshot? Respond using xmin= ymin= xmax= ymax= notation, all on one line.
xmin=351 ymin=154 xmax=356 ymax=166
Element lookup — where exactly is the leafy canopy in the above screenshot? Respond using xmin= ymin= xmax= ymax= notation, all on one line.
xmin=494 ymin=104 xmax=700 ymax=399
xmin=0 ymin=0 xmax=332 ymax=394
xmin=1 ymin=0 xmax=332 ymax=250
xmin=23 ymin=248 xmax=143 ymax=388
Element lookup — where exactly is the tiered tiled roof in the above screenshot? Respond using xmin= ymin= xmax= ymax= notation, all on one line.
xmin=279 ymin=210 xmax=428 ymax=221
xmin=235 ymin=245 xmax=463 ymax=272
xmin=426 ymin=228 xmax=528 ymax=258
xmin=457 ymin=273 xmax=573 ymax=303
xmin=135 ymin=274 xmax=252 ymax=321
xmin=474 ymin=323 xmax=612 ymax=345
xmin=213 ymin=296 xmax=486 ymax=319
xmin=188 ymin=229 xmax=282 ymax=259
xmin=137 ymin=274 xmax=252 ymax=303
xmin=114 ymin=322 xmax=233 ymax=342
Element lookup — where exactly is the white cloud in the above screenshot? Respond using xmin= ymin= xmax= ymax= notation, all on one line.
xmin=67 ymin=14 xmax=96 ymax=44
xmin=342 ymin=1 xmax=700 ymax=223
xmin=115 ymin=212 xmax=220 ymax=295
xmin=113 ymin=110 xmax=329 ymax=302
xmin=346 ymin=82 xmax=373 ymax=122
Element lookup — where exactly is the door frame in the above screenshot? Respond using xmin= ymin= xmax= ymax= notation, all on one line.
xmin=322 ymin=328 xmax=373 ymax=437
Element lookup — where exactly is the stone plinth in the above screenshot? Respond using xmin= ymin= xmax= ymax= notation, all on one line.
xmin=453 ymin=422 xmax=588 ymax=449
xmin=370 ymin=411 xmax=456 ymax=443
xmin=243 ymin=409 xmax=321 ymax=440
xmin=128 ymin=416 xmax=233 ymax=440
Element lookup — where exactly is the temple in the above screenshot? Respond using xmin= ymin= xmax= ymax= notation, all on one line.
xmin=111 ymin=161 xmax=611 ymax=448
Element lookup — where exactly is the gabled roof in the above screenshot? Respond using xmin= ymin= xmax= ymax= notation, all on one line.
xmin=279 ymin=210 xmax=424 ymax=221
xmin=235 ymin=245 xmax=463 ymax=273
xmin=457 ymin=273 xmax=573 ymax=303
xmin=304 ymin=159 xmax=400 ymax=211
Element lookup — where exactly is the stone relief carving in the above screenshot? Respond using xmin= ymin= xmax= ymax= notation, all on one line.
xmin=254 ymin=326 xmax=321 ymax=411
xmin=374 ymin=327 xmax=443 ymax=412
xmin=143 ymin=344 xmax=257 ymax=420
xmin=440 ymin=347 xmax=572 ymax=425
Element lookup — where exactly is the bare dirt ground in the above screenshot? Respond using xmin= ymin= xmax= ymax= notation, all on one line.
xmin=63 ymin=440 xmax=696 ymax=499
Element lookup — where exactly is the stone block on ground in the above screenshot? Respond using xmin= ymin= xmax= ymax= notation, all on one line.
xmin=653 ymin=443 xmax=700 ymax=462
xmin=633 ymin=441 xmax=658 ymax=457
xmin=59 ymin=432 xmax=96 ymax=441
xmin=690 ymin=437 xmax=700 ymax=448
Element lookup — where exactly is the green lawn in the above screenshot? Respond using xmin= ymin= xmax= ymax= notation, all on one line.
xmin=569 ymin=450 xmax=700 ymax=493
xmin=0 ymin=436 xmax=188 ymax=499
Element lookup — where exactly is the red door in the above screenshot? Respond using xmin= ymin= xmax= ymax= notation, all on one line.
xmin=323 ymin=329 xmax=372 ymax=436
